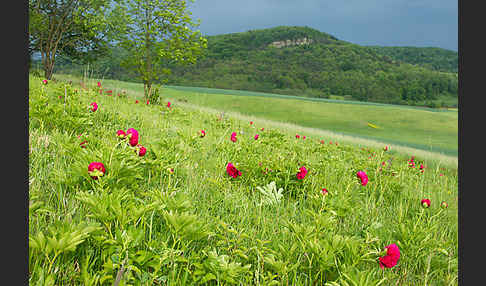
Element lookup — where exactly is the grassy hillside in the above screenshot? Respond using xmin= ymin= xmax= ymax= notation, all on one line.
xmin=29 ymin=74 xmax=457 ymax=284
xmin=56 ymin=74 xmax=459 ymax=158
xmin=368 ymin=46 xmax=458 ymax=73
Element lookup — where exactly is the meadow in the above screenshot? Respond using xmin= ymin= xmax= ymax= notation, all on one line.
xmin=29 ymin=74 xmax=458 ymax=285
xmin=56 ymin=74 xmax=459 ymax=158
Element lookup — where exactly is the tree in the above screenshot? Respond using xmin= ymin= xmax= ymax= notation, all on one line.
xmin=119 ymin=0 xmax=207 ymax=99
xmin=29 ymin=0 xmax=125 ymax=79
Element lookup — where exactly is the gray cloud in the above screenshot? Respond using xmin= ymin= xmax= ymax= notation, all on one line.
xmin=188 ymin=0 xmax=457 ymax=51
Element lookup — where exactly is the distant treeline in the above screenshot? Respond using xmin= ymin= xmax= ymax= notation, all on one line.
xmin=50 ymin=26 xmax=458 ymax=107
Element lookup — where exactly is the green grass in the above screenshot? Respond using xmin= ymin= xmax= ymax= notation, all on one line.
xmin=29 ymin=74 xmax=457 ymax=285
xmin=55 ymin=74 xmax=458 ymax=158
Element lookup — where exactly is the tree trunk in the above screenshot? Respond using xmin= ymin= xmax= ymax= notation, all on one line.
xmin=42 ymin=51 xmax=55 ymax=80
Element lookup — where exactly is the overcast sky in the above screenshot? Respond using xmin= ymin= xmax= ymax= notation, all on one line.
xmin=187 ymin=0 xmax=458 ymax=51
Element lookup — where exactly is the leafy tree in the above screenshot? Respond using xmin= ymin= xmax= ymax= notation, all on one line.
xmin=119 ymin=0 xmax=207 ymax=99
xmin=29 ymin=0 xmax=125 ymax=79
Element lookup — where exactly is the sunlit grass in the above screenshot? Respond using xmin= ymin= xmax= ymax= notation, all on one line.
xmin=31 ymin=74 xmax=457 ymax=285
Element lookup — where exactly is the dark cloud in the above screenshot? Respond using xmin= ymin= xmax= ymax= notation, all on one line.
xmin=188 ymin=0 xmax=457 ymax=51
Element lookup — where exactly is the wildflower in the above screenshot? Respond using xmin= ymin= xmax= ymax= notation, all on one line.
xmin=230 ymin=132 xmax=237 ymax=142
xmin=226 ymin=162 xmax=242 ymax=178
xmin=261 ymin=128 xmax=264 ymax=131
xmin=116 ymin=129 xmax=126 ymax=139
xmin=320 ymin=140 xmax=325 ymax=144
xmin=42 ymin=79 xmax=48 ymax=85
xmin=439 ymin=173 xmax=444 ymax=176
xmin=126 ymin=128 xmax=139 ymax=147
xmin=97 ymin=81 xmax=101 ymax=87
xmin=419 ymin=164 xmax=425 ymax=173
xmin=80 ymin=140 xmax=87 ymax=148
xmin=167 ymin=101 xmax=171 ymax=108
xmin=329 ymin=141 xmax=332 ymax=144
xmin=378 ymin=244 xmax=400 ymax=269
xmin=135 ymin=100 xmax=139 ymax=104
xmin=321 ymin=188 xmax=328 ymax=196
xmin=296 ymin=134 xmax=300 ymax=139
xmin=296 ymin=166 xmax=307 ymax=180
xmin=90 ymin=102 xmax=98 ymax=112
xmin=421 ymin=199 xmax=431 ymax=208
xmin=441 ymin=201 xmax=448 ymax=209
xmin=357 ymin=171 xmax=368 ymax=186
xmin=146 ymin=100 xmax=150 ymax=105
xmin=88 ymin=162 xmax=106 ymax=180
xmin=303 ymin=136 xmax=306 ymax=140
xmin=199 ymin=130 xmax=206 ymax=138
xmin=254 ymin=134 xmax=259 ymax=140
xmin=167 ymin=168 xmax=175 ymax=174
xmin=136 ymin=145 xmax=147 ymax=157
xmin=384 ymin=146 xmax=388 ymax=151
xmin=250 ymin=121 xmax=253 ymax=125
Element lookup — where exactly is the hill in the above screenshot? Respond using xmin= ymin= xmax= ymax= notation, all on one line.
xmin=50 ymin=26 xmax=458 ymax=107
xmin=164 ymin=26 xmax=458 ymax=107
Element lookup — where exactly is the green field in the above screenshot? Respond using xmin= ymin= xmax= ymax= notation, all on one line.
xmin=56 ymin=74 xmax=458 ymax=158
xmin=29 ymin=74 xmax=458 ymax=284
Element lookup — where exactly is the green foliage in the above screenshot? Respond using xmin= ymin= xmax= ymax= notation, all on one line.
xmin=368 ymin=46 xmax=458 ymax=73
xmin=29 ymin=74 xmax=458 ymax=285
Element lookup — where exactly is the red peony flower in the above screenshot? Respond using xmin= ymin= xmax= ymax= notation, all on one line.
xmin=226 ymin=162 xmax=241 ymax=178
xmin=90 ymin=102 xmax=98 ymax=112
xmin=230 ymin=132 xmax=237 ymax=142
xmin=97 ymin=81 xmax=102 ymax=87
xmin=250 ymin=121 xmax=253 ymax=125
xmin=440 ymin=201 xmax=448 ymax=209
xmin=254 ymin=134 xmax=259 ymax=140
xmin=320 ymin=140 xmax=325 ymax=144
xmin=379 ymin=244 xmax=400 ymax=269
xmin=357 ymin=171 xmax=368 ymax=186
xmin=137 ymin=145 xmax=147 ymax=157
xmin=116 ymin=129 xmax=126 ymax=139
xmin=384 ymin=146 xmax=388 ymax=151
xmin=88 ymin=162 xmax=105 ymax=180
xmin=146 ymin=100 xmax=150 ymax=105
xmin=295 ymin=134 xmax=300 ymax=139
xmin=303 ymin=136 xmax=306 ymax=140
xmin=321 ymin=188 xmax=328 ymax=195
xmin=200 ymin=130 xmax=206 ymax=137
xmin=126 ymin=128 xmax=139 ymax=146
xmin=135 ymin=100 xmax=139 ymax=104
xmin=296 ymin=166 xmax=307 ymax=180
xmin=421 ymin=199 xmax=431 ymax=208
xmin=167 ymin=101 xmax=171 ymax=108
xmin=42 ymin=79 xmax=48 ymax=85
